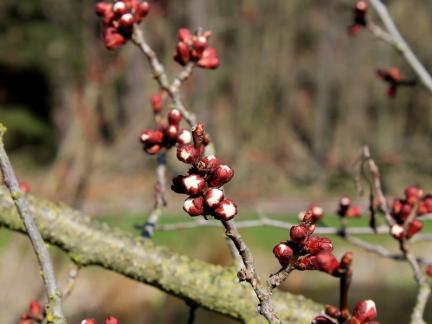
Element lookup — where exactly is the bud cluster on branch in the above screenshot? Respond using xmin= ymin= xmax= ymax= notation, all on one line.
xmin=313 ymin=300 xmax=378 ymax=324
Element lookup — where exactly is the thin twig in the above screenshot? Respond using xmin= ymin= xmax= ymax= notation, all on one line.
xmin=62 ymin=264 xmax=79 ymax=300
xmin=0 ymin=124 xmax=66 ymax=323
xmin=368 ymin=0 xmax=432 ymax=94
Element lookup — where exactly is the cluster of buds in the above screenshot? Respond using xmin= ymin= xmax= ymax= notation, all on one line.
xmin=81 ymin=317 xmax=119 ymax=324
xmin=273 ymin=210 xmax=352 ymax=277
xmin=96 ymin=0 xmax=151 ymax=49
xmin=174 ymin=28 xmax=220 ymax=69
xmin=376 ymin=67 xmax=416 ymax=97
xmin=390 ymin=186 xmax=431 ymax=240
xmin=19 ymin=301 xmax=43 ymax=324
xmin=140 ymin=103 xmax=192 ymax=154
xmin=298 ymin=204 xmax=325 ymax=223
xmin=172 ymin=123 xmax=237 ymax=221
xmin=337 ymin=197 xmax=362 ymax=218
xmin=312 ymin=300 xmax=378 ymax=324
xmin=348 ymin=1 xmax=368 ymax=36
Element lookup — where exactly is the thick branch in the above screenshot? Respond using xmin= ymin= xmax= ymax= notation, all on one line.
xmin=0 ymin=126 xmax=66 ymax=323
xmin=0 ymin=187 xmax=321 ymax=323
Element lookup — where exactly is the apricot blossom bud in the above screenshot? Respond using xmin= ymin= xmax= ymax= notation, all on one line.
xmin=183 ymin=196 xmax=204 ymax=216
xmin=104 ymin=316 xmax=120 ymax=324
xmin=208 ymin=164 xmax=234 ymax=187
xmin=311 ymin=315 xmax=336 ymax=324
xmin=204 ymin=188 xmax=224 ymax=208
xmin=391 ymin=224 xmax=404 ymax=240
xmin=405 ymin=220 xmax=423 ymax=239
xmin=177 ymin=145 xmax=196 ymax=164
xmin=316 ymin=252 xmax=340 ymax=274
xmin=145 ymin=144 xmax=162 ymax=155
xmin=305 ymin=236 xmax=333 ymax=255
xmin=214 ymin=199 xmax=238 ymax=221
xmin=182 ymin=174 xmax=206 ymax=196
xmin=135 ymin=2 xmax=151 ymax=21
xmin=404 ymin=186 xmax=423 ymax=205
xmin=197 ymin=47 xmax=220 ymax=69
xmin=177 ymin=129 xmax=192 ymax=145
xmin=290 ymin=225 xmax=309 ymax=243
xmin=81 ymin=320 xmax=97 ymax=324
xmin=168 ymin=109 xmax=182 ymax=125
xmin=140 ymin=130 xmax=164 ymax=145
xmin=273 ymin=242 xmax=293 ymax=266
xmin=352 ymin=300 xmax=377 ymax=322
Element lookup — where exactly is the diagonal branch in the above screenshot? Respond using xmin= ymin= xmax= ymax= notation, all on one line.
xmin=0 ymin=125 xmax=66 ymax=323
xmin=368 ymin=0 xmax=432 ymax=94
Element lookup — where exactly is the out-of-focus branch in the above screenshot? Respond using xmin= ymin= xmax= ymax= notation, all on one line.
xmin=62 ymin=264 xmax=79 ymax=300
xmin=368 ymin=0 xmax=432 ymax=94
xmin=0 ymin=186 xmax=322 ymax=323
xmin=0 ymin=125 xmax=66 ymax=323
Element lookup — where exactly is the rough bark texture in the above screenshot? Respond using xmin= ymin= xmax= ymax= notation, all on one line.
xmin=0 ymin=186 xmax=321 ymax=323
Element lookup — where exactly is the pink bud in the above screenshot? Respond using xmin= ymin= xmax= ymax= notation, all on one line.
xmin=309 ymin=205 xmax=324 ymax=222
xmin=305 ymin=236 xmax=333 ymax=255
xmin=19 ymin=181 xmax=31 ymax=194
xmin=104 ymin=316 xmax=120 ymax=324
xmin=96 ymin=2 xmax=112 ymax=16
xmin=204 ymin=188 xmax=224 ymax=208
xmin=29 ymin=301 xmax=43 ymax=318
xmin=208 ymin=164 xmax=234 ymax=187
xmin=135 ymin=1 xmax=151 ymax=21
xmin=145 ymin=144 xmax=162 ymax=155
xmin=81 ymin=320 xmax=97 ymax=324
xmin=178 ymin=28 xmax=193 ymax=43
xmin=177 ymin=129 xmax=192 ymax=145
xmin=290 ymin=225 xmax=309 ymax=243
xmin=197 ymin=47 xmax=220 ymax=69
xmin=113 ymin=1 xmax=127 ymax=15
xmin=405 ymin=186 xmax=423 ymax=205
xmin=352 ymin=300 xmax=377 ymax=322
xmin=140 ymin=130 xmax=164 ymax=145
xmin=197 ymin=155 xmax=221 ymax=174
xmin=182 ymin=174 xmax=206 ymax=196
xmin=165 ymin=125 xmax=179 ymax=140
xmin=316 ymin=252 xmax=340 ymax=274
xmin=174 ymin=42 xmax=191 ymax=66
xmin=273 ymin=242 xmax=293 ymax=266
xmin=168 ymin=109 xmax=182 ymax=125
xmin=391 ymin=224 xmax=404 ymax=240
xmin=104 ymin=27 xmax=126 ymax=50
xmin=405 ymin=220 xmax=423 ymax=239
xmin=151 ymin=94 xmax=163 ymax=113
xmin=346 ymin=206 xmax=362 ymax=218
xmin=295 ymin=255 xmax=318 ymax=271
xmin=177 ymin=145 xmax=196 ymax=164
xmin=183 ymin=196 xmax=204 ymax=216
xmin=119 ymin=13 xmax=135 ymax=29
xmin=214 ymin=199 xmax=238 ymax=221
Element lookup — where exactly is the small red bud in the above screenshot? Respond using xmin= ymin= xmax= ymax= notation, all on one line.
xmin=208 ymin=164 xmax=234 ymax=187
xmin=178 ymin=28 xmax=193 ymax=43
xmin=305 ymin=236 xmax=333 ymax=255
xmin=177 ymin=129 xmax=192 ymax=145
xmin=145 ymin=144 xmax=162 ymax=155
xmin=113 ymin=1 xmax=128 ymax=16
xmin=96 ymin=2 xmax=112 ymax=16
xmin=174 ymin=42 xmax=191 ymax=66
xmin=104 ymin=316 xmax=120 ymax=324
xmin=197 ymin=155 xmax=221 ymax=174
xmin=135 ymin=1 xmax=151 ymax=21
xmin=391 ymin=224 xmax=404 ymax=240
xmin=204 ymin=188 xmax=224 ymax=208
xmin=197 ymin=47 xmax=220 ymax=69
xmin=273 ymin=242 xmax=293 ymax=266
xmin=316 ymin=252 xmax=340 ymax=274
xmin=404 ymin=186 xmax=423 ymax=205
xmin=295 ymin=255 xmax=318 ymax=271
xmin=290 ymin=225 xmax=309 ymax=243
xmin=352 ymin=300 xmax=377 ymax=322
xmin=19 ymin=181 xmax=31 ymax=193
xmin=405 ymin=219 xmax=423 ymax=239
xmin=311 ymin=315 xmax=336 ymax=324
xmin=426 ymin=265 xmax=432 ymax=277
xmin=140 ymin=130 xmax=164 ymax=145
xmin=309 ymin=205 xmax=324 ymax=222
xmin=81 ymin=320 xmax=97 ymax=324
xmin=151 ymin=94 xmax=163 ymax=113
xmin=346 ymin=206 xmax=362 ymax=218
xmin=182 ymin=174 xmax=206 ymax=196
xmin=168 ymin=109 xmax=182 ymax=125
xmin=324 ymin=305 xmax=341 ymax=318
xmin=340 ymin=251 xmax=353 ymax=268
xmin=166 ymin=124 xmax=179 ymax=140
xmin=104 ymin=27 xmax=126 ymax=50
xmin=177 ymin=145 xmax=197 ymax=164
xmin=29 ymin=300 xmax=43 ymax=318
xmin=183 ymin=196 xmax=205 ymax=216
xmin=119 ymin=13 xmax=135 ymax=29
xmin=213 ymin=198 xmax=238 ymax=221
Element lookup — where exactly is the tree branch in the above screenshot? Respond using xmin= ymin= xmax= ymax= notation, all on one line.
xmin=0 ymin=125 xmax=66 ymax=323
xmin=0 ymin=186 xmax=321 ymax=323
xmin=368 ymin=0 xmax=432 ymax=94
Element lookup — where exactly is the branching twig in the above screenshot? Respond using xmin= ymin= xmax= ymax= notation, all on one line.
xmin=0 ymin=124 xmax=66 ymax=323
xmin=368 ymin=0 xmax=432 ymax=94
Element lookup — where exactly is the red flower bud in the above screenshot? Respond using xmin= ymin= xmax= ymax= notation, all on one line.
xmin=273 ymin=242 xmax=293 ymax=266
xmin=104 ymin=27 xmax=126 ymax=50
xmin=391 ymin=224 xmax=404 ymax=240
xmin=208 ymin=164 xmax=234 ymax=187
xmin=135 ymin=1 xmax=151 ymax=21
xmin=28 ymin=300 xmax=43 ymax=318
xmin=213 ymin=198 xmax=238 ymax=221
xmin=182 ymin=174 xmax=206 ymax=196
xmin=316 ymin=252 xmax=340 ymax=274
xmin=96 ymin=2 xmax=112 ymax=16
xmin=309 ymin=205 xmax=324 ymax=222
xmin=183 ymin=196 xmax=204 ymax=216
xmin=340 ymin=251 xmax=353 ymax=268
xmin=171 ymin=175 xmax=186 ymax=194
xmin=305 ymin=236 xmax=333 ymax=255
xmin=340 ymin=196 xmax=352 ymax=207
xmin=177 ymin=129 xmax=192 ymax=145
xmin=177 ymin=145 xmax=197 ymax=164
xmin=151 ymin=94 xmax=163 ymax=113
xmin=140 ymin=130 xmax=164 ymax=145
xmin=119 ymin=13 xmax=135 ymax=30
xmin=19 ymin=181 xmax=31 ymax=193
xmin=145 ymin=144 xmax=162 ymax=155
xmin=168 ymin=109 xmax=182 ymax=125
xmin=197 ymin=155 xmax=221 ymax=174
xmin=204 ymin=188 xmax=224 ymax=208
xmin=197 ymin=47 xmax=220 ymax=69
xmin=174 ymin=42 xmax=191 ymax=66
xmin=324 ymin=305 xmax=341 ymax=319
xmin=405 ymin=219 xmax=423 ymax=239
xmin=166 ymin=124 xmax=179 ymax=140
xmin=352 ymin=300 xmax=377 ymax=322
xmin=81 ymin=320 xmax=97 ymax=324
xmin=290 ymin=225 xmax=309 ymax=243
xmin=104 ymin=316 xmax=120 ymax=324
xmin=426 ymin=265 xmax=432 ymax=277
xmin=113 ymin=1 xmax=128 ymax=16
xmin=295 ymin=255 xmax=318 ymax=271
xmin=311 ymin=315 xmax=336 ymax=324
xmin=178 ymin=28 xmax=193 ymax=43
xmin=346 ymin=206 xmax=362 ymax=218
xmin=404 ymin=186 xmax=423 ymax=205
xmin=417 ymin=196 xmax=432 ymax=216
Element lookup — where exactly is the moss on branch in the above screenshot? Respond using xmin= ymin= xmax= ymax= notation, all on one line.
xmin=0 ymin=186 xmax=321 ymax=323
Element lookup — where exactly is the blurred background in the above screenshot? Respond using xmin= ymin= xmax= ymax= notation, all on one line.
xmin=0 ymin=0 xmax=431 ymax=323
